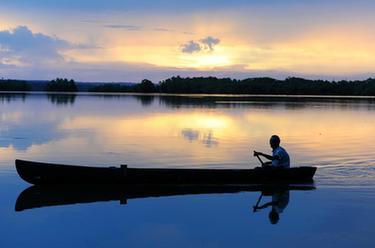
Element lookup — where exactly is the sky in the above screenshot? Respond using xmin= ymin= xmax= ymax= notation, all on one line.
xmin=1 ymin=0 xmax=375 ymax=82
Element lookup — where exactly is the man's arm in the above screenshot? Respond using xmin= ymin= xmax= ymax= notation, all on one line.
xmin=254 ymin=200 xmax=279 ymax=210
xmin=254 ymin=151 xmax=280 ymax=161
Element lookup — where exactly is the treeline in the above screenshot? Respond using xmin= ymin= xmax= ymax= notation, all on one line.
xmin=2 ymin=76 xmax=375 ymax=96
xmin=157 ymin=76 xmax=375 ymax=95
xmin=89 ymin=76 xmax=375 ymax=96
xmin=0 ymin=78 xmax=78 ymax=92
xmin=89 ymin=79 xmax=155 ymax=93
xmin=0 ymin=79 xmax=31 ymax=91
xmin=45 ymin=78 xmax=77 ymax=92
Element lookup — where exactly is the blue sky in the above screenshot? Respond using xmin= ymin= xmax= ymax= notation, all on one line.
xmin=1 ymin=0 xmax=375 ymax=82
xmin=0 ymin=0 xmax=302 ymax=10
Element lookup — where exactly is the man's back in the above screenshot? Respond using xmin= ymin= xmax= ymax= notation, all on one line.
xmin=272 ymin=146 xmax=290 ymax=168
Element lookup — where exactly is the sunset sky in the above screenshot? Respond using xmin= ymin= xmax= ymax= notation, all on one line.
xmin=1 ymin=0 xmax=375 ymax=82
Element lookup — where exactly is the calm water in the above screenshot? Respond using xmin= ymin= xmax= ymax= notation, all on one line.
xmin=1 ymin=93 xmax=375 ymax=247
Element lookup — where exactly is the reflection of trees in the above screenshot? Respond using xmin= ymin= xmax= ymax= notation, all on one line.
xmin=159 ymin=95 xmax=217 ymax=109
xmin=87 ymin=94 xmax=156 ymax=106
xmin=0 ymin=93 xmax=27 ymax=103
xmin=47 ymin=94 xmax=76 ymax=105
xmin=158 ymin=95 xmax=375 ymax=110
xmin=133 ymin=95 xmax=155 ymax=106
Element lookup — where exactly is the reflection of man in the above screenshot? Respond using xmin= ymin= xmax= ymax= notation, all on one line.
xmin=254 ymin=135 xmax=290 ymax=168
xmin=269 ymin=191 xmax=289 ymax=224
xmin=253 ymin=190 xmax=290 ymax=225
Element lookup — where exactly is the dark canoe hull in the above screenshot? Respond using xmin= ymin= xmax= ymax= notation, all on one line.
xmin=15 ymin=183 xmax=316 ymax=212
xmin=15 ymin=159 xmax=317 ymax=185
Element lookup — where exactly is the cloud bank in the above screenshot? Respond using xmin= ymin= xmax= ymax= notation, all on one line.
xmin=0 ymin=26 xmax=72 ymax=65
xmin=0 ymin=26 xmax=95 ymax=66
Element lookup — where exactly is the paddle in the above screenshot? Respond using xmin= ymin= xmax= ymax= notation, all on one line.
xmin=252 ymin=192 xmax=263 ymax=212
xmin=252 ymin=151 xmax=264 ymax=212
xmin=253 ymin=151 xmax=265 ymax=166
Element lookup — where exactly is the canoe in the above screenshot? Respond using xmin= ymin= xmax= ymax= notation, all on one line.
xmin=15 ymin=159 xmax=317 ymax=185
xmin=15 ymin=183 xmax=315 ymax=212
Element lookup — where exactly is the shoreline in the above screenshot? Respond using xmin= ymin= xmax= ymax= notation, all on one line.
xmin=1 ymin=91 xmax=375 ymax=100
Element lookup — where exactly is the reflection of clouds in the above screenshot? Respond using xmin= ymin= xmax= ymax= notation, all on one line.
xmin=181 ymin=129 xmax=199 ymax=142
xmin=0 ymin=101 xmax=69 ymax=151
xmin=1 ymin=112 xmax=23 ymax=122
xmin=0 ymin=121 xmax=64 ymax=151
xmin=181 ymin=128 xmax=218 ymax=147
xmin=202 ymin=131 xmax=218 ymax=147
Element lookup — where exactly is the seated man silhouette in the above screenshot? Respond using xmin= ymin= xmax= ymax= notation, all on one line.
xmin=254 ymin=190 xmax=290 ymax=225
xmin=254 ymin=135 xmax=290 ymax=168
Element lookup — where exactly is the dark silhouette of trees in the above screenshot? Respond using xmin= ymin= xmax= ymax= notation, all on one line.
xmin=159 ymin=76 xmax=233 ymax=94
xmin=0 ymin=79 xmax=31 ymax=91
xmin=135 ymin=79 xmax=156 ymax=93
xmin=45 ymin=78 xmax=77 ymax=92
xmin=2 ymin=76 xmax=375 ymax=96
xmin=89 ymin=79 xmax=157 ymax=93
xmin=157 ymin=76 xmax=375 ymax=96
xmin=89 ymin=83 xmax=131 ymax=92
xmin=88 ymin=76 xmax=375 ymax=95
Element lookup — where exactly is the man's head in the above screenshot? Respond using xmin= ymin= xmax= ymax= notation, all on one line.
xmin=269 ymin=135 xmax=281 ymax=149
xmin=269 ymin=209 xmax=280 ymax=225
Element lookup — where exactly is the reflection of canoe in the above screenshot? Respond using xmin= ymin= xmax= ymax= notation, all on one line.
xmin=15 ymin=184 xmax=315 ymax=212
xmin=15 ymin=159 xmax=317 ymax=185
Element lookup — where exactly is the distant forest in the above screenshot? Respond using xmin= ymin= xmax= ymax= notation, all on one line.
xmin=0 ymin=78 xmax=77 ymax=92
xmin=2 ymin=76 xmax=375 ymax=96
xmin=45 ymin=78 xmax=78 ymax=92
xmin=0 ymin=79 xmax=31 ymax=91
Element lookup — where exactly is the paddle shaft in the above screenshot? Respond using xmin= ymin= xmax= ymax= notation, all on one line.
xmin=253 ymin=193 xmax=264 ymax=212
xmin=255 ymin=154 xmax=265 ymax=166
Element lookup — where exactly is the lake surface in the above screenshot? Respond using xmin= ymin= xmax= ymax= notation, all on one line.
xmin=1 ymin=93 xmax=375 ymax=247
